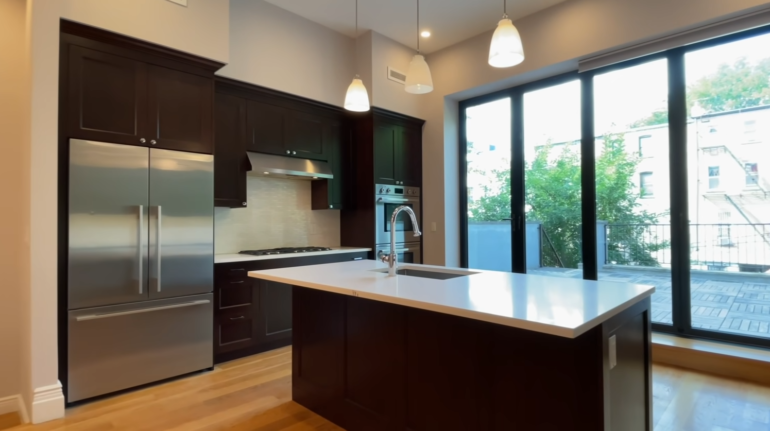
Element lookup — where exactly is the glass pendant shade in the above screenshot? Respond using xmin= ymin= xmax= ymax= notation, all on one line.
xmin=488 ymin=18 xmax=525 ymax=68
xmin=405 ymin=54 xmax=434 ymax=94
xmin=344 ymin=78 xmax=370 ymax=112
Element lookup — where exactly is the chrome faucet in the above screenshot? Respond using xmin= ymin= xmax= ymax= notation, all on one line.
xmin=380 ymin=205 xmax=422 ymax=277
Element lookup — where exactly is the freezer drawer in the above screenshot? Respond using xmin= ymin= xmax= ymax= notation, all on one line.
xmin=67 ymin=293 xmax=213 ymax=402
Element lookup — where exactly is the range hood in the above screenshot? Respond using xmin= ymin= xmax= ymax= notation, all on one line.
xmin=246 ymin=152 xmax=333 ymax=180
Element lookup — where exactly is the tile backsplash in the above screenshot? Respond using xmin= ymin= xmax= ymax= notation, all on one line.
xmin=215 ymin=176 xmax=341 ymax=254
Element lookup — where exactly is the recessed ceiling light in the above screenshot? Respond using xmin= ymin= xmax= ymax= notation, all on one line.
xmin=421 ymin=31 xmax=431 ymax=38
xmin=263 ymin=172 xmax=270 ymax=175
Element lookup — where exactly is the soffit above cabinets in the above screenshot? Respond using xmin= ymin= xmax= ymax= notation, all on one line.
xmin=264 ymin=0 xmax=568 ymax=54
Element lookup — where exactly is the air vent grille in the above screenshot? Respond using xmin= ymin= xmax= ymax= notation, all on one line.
xmin=388 ymin=67 xmax=406 ymax=85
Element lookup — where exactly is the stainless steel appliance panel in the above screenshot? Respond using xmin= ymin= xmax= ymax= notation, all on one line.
xmin=68 ymin=139 xmax=149 ymax=309
xmin=149 ymin=149 xmax=214 ymax=299
xmin=67 ymin=293 xmax=213 ymax=402
xmin=376 ymin=242 xmax=422 ymax=264
xmin=375 ymin=184 xmax=421 ymax=245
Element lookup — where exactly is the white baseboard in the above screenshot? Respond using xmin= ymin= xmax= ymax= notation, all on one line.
xmin=31 ymin=381 xmax=64 ymax=424
xmin=0 ymin=394 xmax=29 ymax=424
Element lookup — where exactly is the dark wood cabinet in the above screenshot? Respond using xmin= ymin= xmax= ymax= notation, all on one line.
xmin=67 ymin=46 xmax=147 ymax=147
xmin=258 ymin=280 xmax=293 ymax=345
xmin=312 ymin=121 xmax=347 ymax=210
xmin=214 ymin=93 xmax=249 ymax=208
xmin=372 ymin=116 xmax=422 ymax=187
xmin=288 ymin=111 xmax=326 ymax=160
xmin=147 ymin=65 xmax=213 ymax=154
xmin=213 ymin=251 xmax=369 ymax=363
xmin=247 ymin=100 xmax=288 ymax=156
xmin=292 ymin=288 xmax=653 ymax=431
xmin=66 ymin=45 xmax=214 ymax=154
xmin=373 ymin=123 xmax=397 ymax=184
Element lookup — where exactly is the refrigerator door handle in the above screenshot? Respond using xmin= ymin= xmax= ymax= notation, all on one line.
xmin=156 ymin=205 xmax=162 ymax=292
xmin=138 ymin=205 xmax=144 ymax=294
xmin=75 ymin=300 xmax=211 ymax=321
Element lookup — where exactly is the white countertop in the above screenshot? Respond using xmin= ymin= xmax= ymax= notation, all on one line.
xmin=248 ymin=260 xmax=655 ymax=338
xmin=215 ymin=247 xmax=371 ymax=264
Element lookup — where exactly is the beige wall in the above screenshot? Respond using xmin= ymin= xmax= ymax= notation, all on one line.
xmin=60 ymin=0 xmax=229 ymax=62
xmin=421 ymin=0 xmax=770 ymax=266
xmin=219 ymin=0 xmax=354 ymax=107
xmin=215 ymin=177 xmax=341 ymax=254
xmin=370 ymin=32 xmax=423 ymax=119
xmin=0 ymin=0 xmax=31 ymax=401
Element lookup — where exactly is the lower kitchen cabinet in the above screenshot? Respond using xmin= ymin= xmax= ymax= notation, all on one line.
xmin=213 ymin=251 xmax=369 ymax=363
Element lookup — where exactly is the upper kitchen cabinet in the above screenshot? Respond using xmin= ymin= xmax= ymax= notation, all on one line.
xmin=247 ymin=100 xmax=288 ymax=156
xmin=373 ymin=113 xmax=423 ymax=187
xmin=312 ymin=121 xmax=348 ymax=210
xmin=62 ymin=21 xmax=222 ymax=154
xmin=147 ymin=65 xmax=214 ymax=154
xmin=287 ymin=111 xmax=326 ymax=161
xmin=67 ymin=46 xmax=147 ymax=147
xmin=214 ymin=93 xmax=249 ymax=208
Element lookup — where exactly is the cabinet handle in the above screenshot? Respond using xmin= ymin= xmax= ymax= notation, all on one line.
xmin=230 ymin=316 xmax=245 ymax=321
xmin=242 ymin=202 xmax=247 ymax=206
xmin=151 ymin=140 xmax=157 ymax=145
xmin=329 ymin=205 xmax=333 ymax=209
xmin=286 ymin=150 xmax=291 ymax=154
xmin=292 ymin=151 xmax=297 ymax=155
xmin=230 ymin=268 xmax=245 ymax=272
xmin=140 ymin=138 xmax=146 ymax=144
xmin=230 ymin=280 xmax=244 ymax=284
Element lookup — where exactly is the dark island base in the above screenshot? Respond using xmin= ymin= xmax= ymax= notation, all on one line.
xmin=292 ymin=286 xmax=652 ymax=431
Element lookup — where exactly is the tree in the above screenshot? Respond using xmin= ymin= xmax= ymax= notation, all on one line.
xmin=629 ymin=110 xmax=668 ymax=128
xmin=468 ymin=133 xmax=668 ymax=268
xmin=688 ymin=57 xmax=770 ymax=113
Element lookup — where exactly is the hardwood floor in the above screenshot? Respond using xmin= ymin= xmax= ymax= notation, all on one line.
xmin=10 ymin=346 xmax=770 ymax=430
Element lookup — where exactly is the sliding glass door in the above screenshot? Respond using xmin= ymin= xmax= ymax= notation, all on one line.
xmin=523 ymin=80 xmax=583 ymax=278
xmin=460 ymin=24 xmax=770 ymax=348
xmin=593 ymin=59 xmax=673 ymax=325
xmin=464 ymin=98 xmax=513 ymax=272
xmin=684 ymin=32 xmax=770 ymax=339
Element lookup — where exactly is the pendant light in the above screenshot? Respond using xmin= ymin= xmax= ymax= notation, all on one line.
xmin=488 ymin=0 xmax=525 ymax=68
xmin=405 ymin=0 xmax=433 ymax=94
xmin=345 ymin=0 xmax=370 ymax=112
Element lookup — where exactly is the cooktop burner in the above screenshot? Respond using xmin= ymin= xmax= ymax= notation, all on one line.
xmin=239 ymin=246 xmax=333 ymax=256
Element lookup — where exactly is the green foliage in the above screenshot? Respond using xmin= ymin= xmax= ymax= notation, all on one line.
xmin=468 ymin=133 xmax=668 ymax=268
xmin=688 ymin=57 xmax=770 ymax=113
xmin=629 ymin=110 xmax=668 ymax=128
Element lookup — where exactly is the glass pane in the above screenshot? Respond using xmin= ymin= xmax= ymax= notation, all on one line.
xmin=524 ymin=80 xmax=582 ymax=278
xmin=685 ymin=32 xmax=770 ymax=338
xmin=594 ymin=59 xmax=672 ymax=325
xmin=466 ymin=98 xmax=513 ymax=271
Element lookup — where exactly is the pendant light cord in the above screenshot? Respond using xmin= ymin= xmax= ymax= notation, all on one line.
xmin=354 ymin=0 xmax=359 ymax=78
xmin=416 ymin=0 xmax=420 ymax=54
xmin=503 ymin=0 xmax=508 ymax=18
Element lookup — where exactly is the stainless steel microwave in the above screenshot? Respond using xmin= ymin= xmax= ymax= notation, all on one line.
xmin=374 ymin=184 xmax=421 ymax=245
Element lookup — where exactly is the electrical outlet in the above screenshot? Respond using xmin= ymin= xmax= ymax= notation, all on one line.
xmin=609 ymin=335 xmax=617 ymax=369
xmin=431 ymin=222 xmax=437 ymax=232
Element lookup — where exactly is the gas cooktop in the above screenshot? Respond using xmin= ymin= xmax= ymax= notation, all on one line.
xmin=239 ymin=247 xmax=333 ymax=256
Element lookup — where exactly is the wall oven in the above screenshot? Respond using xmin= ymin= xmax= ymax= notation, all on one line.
xmin=375 ymin=184 xmax=421 ymax=246
xmin=376 ymin=242 xmax=422 ymax=265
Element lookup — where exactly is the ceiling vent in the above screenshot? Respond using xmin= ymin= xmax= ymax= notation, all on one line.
xmin=387 ymin=67 xmax=407 ymax=85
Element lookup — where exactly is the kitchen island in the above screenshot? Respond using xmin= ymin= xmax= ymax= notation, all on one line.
xmin=249 ymin=260 xmax=655 ymax=431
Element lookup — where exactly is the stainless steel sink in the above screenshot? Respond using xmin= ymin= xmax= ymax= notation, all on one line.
xmin=372 ymin=266 xmax=478 ymax=280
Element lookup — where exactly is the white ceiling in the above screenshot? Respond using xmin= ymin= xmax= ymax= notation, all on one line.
xmin=264 ymin=0 xmax=568 ymax=54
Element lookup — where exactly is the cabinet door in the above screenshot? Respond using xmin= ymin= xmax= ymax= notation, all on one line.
xmin=396 ymin=126 xmax=422 ymax=187
xmin=312 ymin=121 xmax=345 ymax=210
xmin=214 ymin=93 xmax=248 ymax=208
xmin=258 ymin=280 xmax=293 ymax=344
xmin=147 ymin=65 xmax=214 ymax=154
xmin=67 ymin=46 xmax=147 ymax=147
xmin=374 ymin=124 xmax=397 ymax=185
xmin=288 ymin=111 xmax=326 ymax=160
xmin=247 ymin=100 xmax=288 ymax=156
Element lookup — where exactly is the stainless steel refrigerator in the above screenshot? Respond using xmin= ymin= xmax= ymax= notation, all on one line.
xmin=67 ymin=139 xmax=214 ymax=402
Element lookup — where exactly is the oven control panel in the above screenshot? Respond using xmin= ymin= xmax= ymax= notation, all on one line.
xmin=375 ymin=184 xmax=420 ymax=197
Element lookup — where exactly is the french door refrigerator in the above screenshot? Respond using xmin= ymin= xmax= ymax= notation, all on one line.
xmin=67 ymin=139 xmax=214 ymax=402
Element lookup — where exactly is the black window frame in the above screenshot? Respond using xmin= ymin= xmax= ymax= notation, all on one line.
xmin=458 ymin=23 xmax=770 ymax=350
